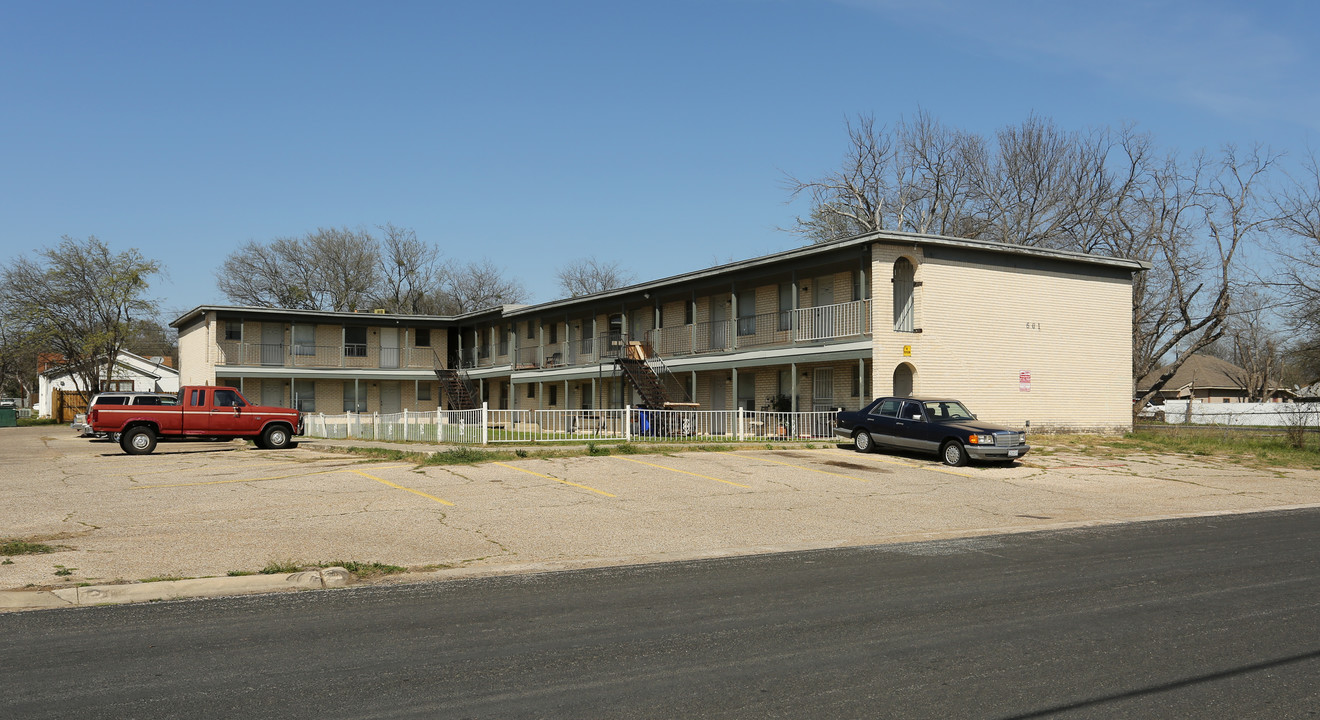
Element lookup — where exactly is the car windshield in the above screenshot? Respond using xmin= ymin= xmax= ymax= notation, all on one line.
xmin=922 ymin=401 xmax=975 ymax=422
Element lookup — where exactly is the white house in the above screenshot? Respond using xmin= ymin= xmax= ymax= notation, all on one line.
xmin=38 ymin=351 xmax=181 ymax=420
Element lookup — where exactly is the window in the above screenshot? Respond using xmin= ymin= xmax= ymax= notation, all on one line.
xmin=778 ymin=284 xmax=793 ymax=331
xmin=527 ymin=384 xmax=536 ymax=399
xmin=344 ymin=327 xmax=367 ymax=358
xmin=215 ymin=389 xmax=246 ymax=408
xmin=549 ymin=323 xmax=558 ymax=344
xmin=737 ymin=290 xmax=757 ymax=336
xmin=415 ymin=328 xmax=431 ymax=347
xmin=190 ymin=389 xmax=206 ymax=407
xmin=549 ymin=385 xmax=558 ymax=405
xmin=293 ymin=325 xmax=315 ymax=357
xmin=342 ymin=382 xmax=366 ymax=412
xmin=878 ymin=399 xmax=901 ymax=417
xmin=737 ymin=372 xmax=756 ymax=411
xmin=293 ymin=380 xmax=315 ymax=412
xmin=97 ymin=396 xmax=128 ymax=405
xmin=852 ymin=269 xmax=869 ymax=301
xmin=224 ymin=322 xmax=242 ymax=341
xmin=901 ymin=400 xmax=923 ymax=421
xmin=685 ymin=302 xmax=694 ymax=325
xmin=106 ymin=380 xmax=133 ymax=391
xmin=498 ymin=326 xmax=509 ymax=356
xmin=893 ymin=258 xmax=915 ymax=332
xmin=527 ymin=322 xmax=535 ymax=340
xmin=417 ymin=382 xmax=431 ymax=402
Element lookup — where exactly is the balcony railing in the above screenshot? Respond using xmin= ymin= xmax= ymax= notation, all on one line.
xmin=216 ymin=343 xmax=435 ymax=370
xmin=792 ymin=299 xmax=871 ymax=342
xmin=434 ymin=299 xmax=874 ymax=373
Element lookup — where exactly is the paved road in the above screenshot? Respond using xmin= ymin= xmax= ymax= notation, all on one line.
xmin=3 ymin=509 xmax=1318 ymax=719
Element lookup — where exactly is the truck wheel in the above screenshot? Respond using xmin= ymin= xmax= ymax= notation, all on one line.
xmin=121 ymin=427 xmax=157 ymax=455
xmin=853 ymin=430 xmax=874 ymax=453
xmin=941 ymin=440 xmax=968 ymax=467
xmin=261 ymin=425 xmax=292 ymax=450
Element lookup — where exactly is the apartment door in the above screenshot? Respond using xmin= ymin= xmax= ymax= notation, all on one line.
xmin=813 ymin=368 xmax=835 ymax=411
xmin=380 ymin=381 xmax=401 ymax=414
xmin=710 ymin=300 xmax=728 ymax=350
xmin=380 ymin=328 xmax=400 ymax=369
xmin=261 ymin=324 xmax=284 ymax=366
xmin=813 ymin=279 xmax=835 ymax=339
xmin=261 ymin=380 xmax=284 ymax=407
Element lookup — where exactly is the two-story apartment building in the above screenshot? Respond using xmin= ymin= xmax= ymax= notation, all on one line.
xmin=173 ymin=230 xmax=1147 ymax=432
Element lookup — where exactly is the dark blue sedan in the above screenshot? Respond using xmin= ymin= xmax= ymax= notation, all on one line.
xmin=834 ymin=397 xmax=1030 ymax=466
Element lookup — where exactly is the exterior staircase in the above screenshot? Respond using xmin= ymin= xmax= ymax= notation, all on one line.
xmin=615 ymin=341 xmax=697 ymax=410
xmin=433 ymin=351 xmax=479 ymax=411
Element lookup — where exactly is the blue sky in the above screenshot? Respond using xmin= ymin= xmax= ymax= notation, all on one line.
xmin=3 ymin=0 xmax=1318 ymax=321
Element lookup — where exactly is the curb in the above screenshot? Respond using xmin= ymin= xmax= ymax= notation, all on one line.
xmin=0 ymin=567 xmax=351 ymax=610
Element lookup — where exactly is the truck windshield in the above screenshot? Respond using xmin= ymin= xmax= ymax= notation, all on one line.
xmin=922 ymin=401 xmax=974 ymax=422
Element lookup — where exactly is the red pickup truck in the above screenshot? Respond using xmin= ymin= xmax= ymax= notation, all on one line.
xmin=89 ymin=385 xmax=303 ymax=455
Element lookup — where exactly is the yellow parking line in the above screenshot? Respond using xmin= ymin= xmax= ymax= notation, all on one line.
xmin=130 ymin=464 xmax=416 ymax=490
xmin=720 ymin=452 xmax=871 ymax=483
xmin=351 ymin=469 xmax=455 ymax=506
xmin=493 ymin=462 xmax=616 ymax=497
xmin=614 ymin=456 xmax=751 ymax=489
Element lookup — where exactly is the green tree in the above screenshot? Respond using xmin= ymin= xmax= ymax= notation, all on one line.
xmin=0 ymin=236 xmax=162 ymax=398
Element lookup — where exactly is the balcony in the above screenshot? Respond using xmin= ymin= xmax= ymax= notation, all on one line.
xmin=216 ymin=343 xmax=435 ymax=370
xmin=645 ymin=299 xmax=871 ymax=355
xmin=452 ymin=299 xmax=872 ymax=372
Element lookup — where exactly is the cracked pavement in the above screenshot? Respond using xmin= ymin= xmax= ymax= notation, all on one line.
xmin=2 ymin=426 xmax=1319 ymax=593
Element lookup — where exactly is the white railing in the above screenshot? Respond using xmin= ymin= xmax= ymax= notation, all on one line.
xmin=487 ymin=409 xmax=628 ymax=442
xmin=793 ymin=299 xmax=871 ymax=342
xmin=299 ymin=405 xmax=841 ymax=446
xmin=303 ymin=408 xmax=485 ymax=444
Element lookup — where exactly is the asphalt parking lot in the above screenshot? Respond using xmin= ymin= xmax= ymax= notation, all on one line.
xmin=4 ymin=425 xmax=1320 ymax=592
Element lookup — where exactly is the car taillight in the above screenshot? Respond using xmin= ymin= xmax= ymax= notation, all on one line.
xmin=88 ymin=408 xmax=97 ymax=422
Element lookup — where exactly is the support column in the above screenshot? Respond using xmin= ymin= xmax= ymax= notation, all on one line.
xmin=790 ymin=363 xmax=798 ymax=413
xmin=858 ymin=358 xmax=867 ymax=409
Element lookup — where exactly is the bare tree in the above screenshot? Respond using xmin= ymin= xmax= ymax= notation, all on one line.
xmin=216 ymin=237 xmax=320 ymax=310
xmin=789 ymin=114 xmax=1290 ymax=418
xmin=0 ymin=236 xmax=161 ymax=398
xmin=305 ymin=227 xmax=378 ymax=312
xmin=217 ymin=227 xmax=379 ymax=312
xmin=1272 ymin=152 xmax=1320 ymax=370
xmin=555 ymin=257 xmax=635 ymax=298
xmin=435 ymin=259 xmax=529 ymax=314
xmin=371 ymin=223 xmax=443 ymax=314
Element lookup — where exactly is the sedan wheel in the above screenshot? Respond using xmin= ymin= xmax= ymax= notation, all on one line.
xmin=853 ymin=430 xmax=873 ymax=453
xmin=941 ymin=440 xmax=968 ymax=467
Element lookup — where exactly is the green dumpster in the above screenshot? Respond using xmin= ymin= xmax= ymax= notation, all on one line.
xmin=0 ymin=408 xmax=16 ymax=428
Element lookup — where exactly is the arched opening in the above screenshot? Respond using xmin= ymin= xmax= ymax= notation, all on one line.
xmin=893 ymin=258 xmax=915 ymax=332
xmin=893 ymin=363 xmax=916 ymax=397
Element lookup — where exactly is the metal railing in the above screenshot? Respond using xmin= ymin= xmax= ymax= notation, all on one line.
xmin=217 ymin=342 xmax=433 ymax=369
xmin=793 ymin=299 xmax=871 ymax=342
xmin=303 ymin=408 xmax=485 ymax=444
xmin=300 ymin=406 xmax=841 ymax=445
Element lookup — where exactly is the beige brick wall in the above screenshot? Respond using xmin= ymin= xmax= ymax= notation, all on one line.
xmin=661 ymin=300 xmax=686 ymax=328
xmin=177 ymin=314 xmax=215 ymax=385
xmin=870 ymin=243 xmax=1133 ymax=432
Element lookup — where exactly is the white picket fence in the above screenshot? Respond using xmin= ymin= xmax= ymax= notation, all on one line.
xmin=300 ymin=405 xmax=841 ymax=445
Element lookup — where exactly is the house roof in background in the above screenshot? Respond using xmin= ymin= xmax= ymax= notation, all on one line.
xmin=1136 ymin=354 xmax=1279 ymax=393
